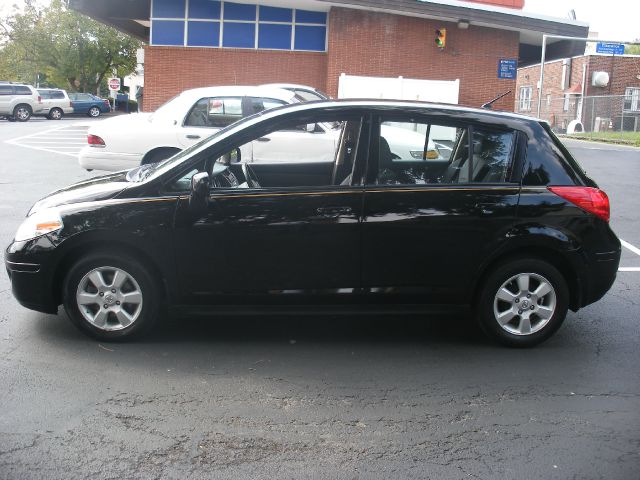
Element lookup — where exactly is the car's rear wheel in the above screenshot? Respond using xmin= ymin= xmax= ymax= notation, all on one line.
xmin=48 ymin=107 xmax=63 ymax=120
xmin=476 ymin=258 xmax=569 ymax=347
xmin=88 ymin=106 xmax=101 ymax=117
xmin=13 ymin=104 xmax=32 ymax=122
xmin=63 ymin=252 xmax=161 ymax=341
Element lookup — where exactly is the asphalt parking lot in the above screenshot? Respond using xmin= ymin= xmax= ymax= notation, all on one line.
xmin=1 ymin=118 xmax=639 ymax=479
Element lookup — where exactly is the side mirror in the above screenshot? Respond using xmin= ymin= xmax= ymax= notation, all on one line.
xmin=189 ymin=171 xmax=210 ymax=214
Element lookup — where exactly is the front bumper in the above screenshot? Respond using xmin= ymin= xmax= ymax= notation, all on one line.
xmin=5 ymin=239 xmax=59 ymax=314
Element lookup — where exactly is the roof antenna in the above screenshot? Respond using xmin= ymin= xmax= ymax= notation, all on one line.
xmin=481 ymin=90 xmax=511 ymax=109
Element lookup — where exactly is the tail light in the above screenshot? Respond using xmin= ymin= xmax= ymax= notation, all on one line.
xmin=87 ymin=134 xmax=105 ymax=146
xmin=37 ymin=95 xmax=42 ymax=103
xmin=69 ymin=101 xmax=73 ymax=107
xmin=548 ymin=186 xmax=610 ymax=222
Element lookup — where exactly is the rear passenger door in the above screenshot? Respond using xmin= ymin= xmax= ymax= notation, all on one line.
xmin=361 ymin=115 xmax=522 ymax=305
xmin=179 ymin=96 xmax=244 ymax=148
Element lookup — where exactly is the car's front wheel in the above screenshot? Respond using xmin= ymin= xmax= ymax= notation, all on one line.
xmin=88 ymin=106 xmax=101 ymax=117
xmin=13 ymin=104 xmax=32 ymax=122
xmin=63 ymin=251 xmax=162 ymax=341
xmin=476 ymin=258 xmax=569 ymax=347
xmin=48 ymin=107 xmax=64 ymax=120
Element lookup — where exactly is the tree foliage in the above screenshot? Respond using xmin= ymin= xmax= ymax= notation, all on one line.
xmin=625 ymin=42 xmax=640 ymax=55
xmin=0 ymin=0 xmax=142 ymax=93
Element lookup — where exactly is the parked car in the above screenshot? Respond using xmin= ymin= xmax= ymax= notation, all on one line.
xmin=68 ymin=92 xmax=111 ymax=117
xmin=0 ymin=82 xmax=43 ymax=121
xmin=5 ymin=100 xmax=620 ymax=346
xmin=36 ymin=88 xmax=73 ymax=120
xmin=78 ymin=85 xmax=435 ymax=172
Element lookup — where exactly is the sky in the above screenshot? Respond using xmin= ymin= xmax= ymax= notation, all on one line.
xmin=1 ymin=0 xmax=638 ymax=43
xmin=523 ymin=0 xmax=638 ymax=42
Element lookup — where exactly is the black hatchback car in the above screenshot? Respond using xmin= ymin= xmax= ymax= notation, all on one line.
xmin=5 ymin=100 xmax=620 ymax=346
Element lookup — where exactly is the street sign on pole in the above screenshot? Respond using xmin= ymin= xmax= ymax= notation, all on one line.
xmin=596 ymin=42 xmax=625 ymax=55
xmin=497 ymin=59 xmax=517 ymax=79
xmin=108 ymin=77 xmax=121 ymax=91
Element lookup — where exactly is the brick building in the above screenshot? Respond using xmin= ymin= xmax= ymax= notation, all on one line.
xmin=516 ymin=54 xmax=640 ymax=132
xmin=70 ymin=0 xmax=587 ymax=112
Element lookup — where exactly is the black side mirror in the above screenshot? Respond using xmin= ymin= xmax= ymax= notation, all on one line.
xmin=189 ymin=171 xmax=210 ymax=214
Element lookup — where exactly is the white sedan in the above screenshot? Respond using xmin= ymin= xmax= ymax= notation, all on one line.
xmin=79 ymin=85 xmax=439 ymax=172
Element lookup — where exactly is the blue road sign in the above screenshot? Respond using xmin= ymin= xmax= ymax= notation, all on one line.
xmin=498 ymin=59 xmax=517 ymax=79
xmin=596 ymin=42 xmax=625 ymax=55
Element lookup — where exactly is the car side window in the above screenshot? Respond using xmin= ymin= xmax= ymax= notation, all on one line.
xmin=374 ymin=119 xmax=461 ymax=186
xmin=15 ymin=86 xmax=32 ymax=95
xmin=0 ymin=85 xmax=12 ymax=95
xmin=51 ymin=91 xmax=65 ymax=99
xmin=467 ymin=128 xmax=515 ymax=183
xmin=249 ymin=97 xmax=287 ymax=115
xmin=184 ymin=97 xmax=243 ymax=128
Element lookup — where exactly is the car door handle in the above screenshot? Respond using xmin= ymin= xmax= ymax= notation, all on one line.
xmin=474 ymin=202 xmax=508 ymax=215
xmin=316 ymin=206 xmax=353 ymax=216
xmin=256 ymin=137 xmax=271 ymax=142
xmin=186 ymin=134 xmax=201 ymax=139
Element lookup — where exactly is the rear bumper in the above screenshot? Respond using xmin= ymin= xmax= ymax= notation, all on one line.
xmin=78 ymin=146 xmax=142 ymax=171
xmin=578 ymin=248 xmax=620 ymax=308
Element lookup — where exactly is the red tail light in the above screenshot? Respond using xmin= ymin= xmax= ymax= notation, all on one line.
xmin=87 ymin=134 xmax=105 ymax=146
xmin=548 ymin=186 xmax=610 ymax=222
xmin=37 ymin=95 xmax=42 ymax=103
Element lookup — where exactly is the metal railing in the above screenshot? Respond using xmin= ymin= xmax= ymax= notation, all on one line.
xmin=515 ymin=94 xmax=640 ymax=144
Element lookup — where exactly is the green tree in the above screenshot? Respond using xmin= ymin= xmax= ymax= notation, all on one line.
xmin=0 ymin=0 xmax=141 ymax=93
xmin=625 ymin=42 xmax=640 ymax=55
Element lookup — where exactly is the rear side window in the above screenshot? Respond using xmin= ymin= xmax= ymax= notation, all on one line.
xmin=50 ymin=91 xmax=65 ymax=99
xmin=184 ymin=97 xmax=243 ymax=128
xmin=38 ymin=90 xmax=51 ymax=99
xmin=14 ymin=86 xmax=32 ymax=95
xmin=0 ymin=85 xmax=14 ymax=95
xmin=249 ymin=97 xmax=286 ymax=115
xmin=372 ymin=117 xmax=515 ymax=186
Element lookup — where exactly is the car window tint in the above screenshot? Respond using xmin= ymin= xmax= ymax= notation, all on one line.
xmin=468 ymin=128 xmax=515 ymax=183
xmin=15 ymin=86 xmax=32 ymax=95
xmin=374 ymin=119 xmax=460 ymax=186
xmin=0 ymin=85 xmax=13 ymax=95
xmin=38 ymin=90 xmax=50 ymax=99
xmin=249 ymin=97 xmax=287 ymax=115
xmin=51 ymin=91 xmax=65 ymax=99
xmin=184 ymin=97 xmax=243 ymax=128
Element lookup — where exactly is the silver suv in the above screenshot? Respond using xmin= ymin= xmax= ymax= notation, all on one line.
xmin=0 ymin=82 xmax=43 ymax=122
xmin=37 ymin=88 xmax=73 ymax=120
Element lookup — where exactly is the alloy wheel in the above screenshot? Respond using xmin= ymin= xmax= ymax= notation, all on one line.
xmin=76 ymin=266 xmax=143 ymax=331
xmin=493 ymin=272 xmax=556 ymax=336
xmin=89 ymin=107 xmax=100 ymax=117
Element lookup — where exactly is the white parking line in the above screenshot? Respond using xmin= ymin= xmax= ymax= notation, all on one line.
xmin=5 ymin=125 xmax=88 ymax=157
xmin=619 ymin=267 xmax=640 ymax=272
xmin=621 ymin=239 xmax=640 ymax=257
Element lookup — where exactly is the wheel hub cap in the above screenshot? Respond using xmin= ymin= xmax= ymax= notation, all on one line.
xmin=76 ymin=266 xmax=143 ymax=331
xmin=493 ymin=272 xmax=556 ymax=336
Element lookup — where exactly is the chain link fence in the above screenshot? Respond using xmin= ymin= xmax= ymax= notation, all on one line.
xmin=515 ymin=94 xmax=640 ymax=145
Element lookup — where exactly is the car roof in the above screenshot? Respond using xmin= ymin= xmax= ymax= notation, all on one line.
xmin=260 ymin=83 xmax=321 ymax=92
xmin=177 ymin=85 xmax=298 ymax=102
xmin=247 ymin=98 xmax=543 ymax=124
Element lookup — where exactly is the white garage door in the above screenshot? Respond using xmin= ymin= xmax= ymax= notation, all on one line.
xmin=337 ymin=73 xmax=459 ymax=104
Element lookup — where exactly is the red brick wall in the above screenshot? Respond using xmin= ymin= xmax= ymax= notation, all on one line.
xmin=326 ymin=8 xmax=519 ymax=110
xmin=144 ymin=47 xmax=327 ymax=110
xmin=144 ymin=7 xmax=520 ymax=112
xmin=466 ymin=0 xmax=524 ymax=8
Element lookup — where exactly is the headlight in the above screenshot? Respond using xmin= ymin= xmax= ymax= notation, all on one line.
xmin=14 ymin=209 xmax=64 ymax=242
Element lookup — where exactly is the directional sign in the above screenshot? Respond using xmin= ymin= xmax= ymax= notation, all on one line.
xmin=497 ymin=59 xmax=517 ymax=79
xmin=108 ymin=77 xmax=121 ymax=91
xmin=596 ymin=42 xmax=625 ymax=55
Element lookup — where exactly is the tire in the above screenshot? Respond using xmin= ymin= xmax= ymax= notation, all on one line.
xmin=13 ymin=104 xmax=32 ymax=122
xmin=62 ymin=251 xmax=162 ymax=341
xmin=48 ymin=107 xmax=64 ymax=120
xmin=7 ymin=116 xmax=16 ymax=122
xmin=141 ymin=148 xmax=181 ymax=165
xmin=88 ymin=106 xmax=101 ymax=117
xmin=476 ymin=258 xmax=569 ymax=347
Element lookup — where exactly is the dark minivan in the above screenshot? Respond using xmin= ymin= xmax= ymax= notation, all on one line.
xmin=5 ymin=100 xmax=620 ymax=346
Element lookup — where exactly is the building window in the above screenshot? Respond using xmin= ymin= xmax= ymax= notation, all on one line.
xmin=150 ymin=0 xmax=327 ymax=51
xmin=519 ymin=86 xmax=532 ymax=112
xmin=563 ymin=94 xmax=570 ymax=112
xmin=624 ymin=87 xmax=640 ymax=112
